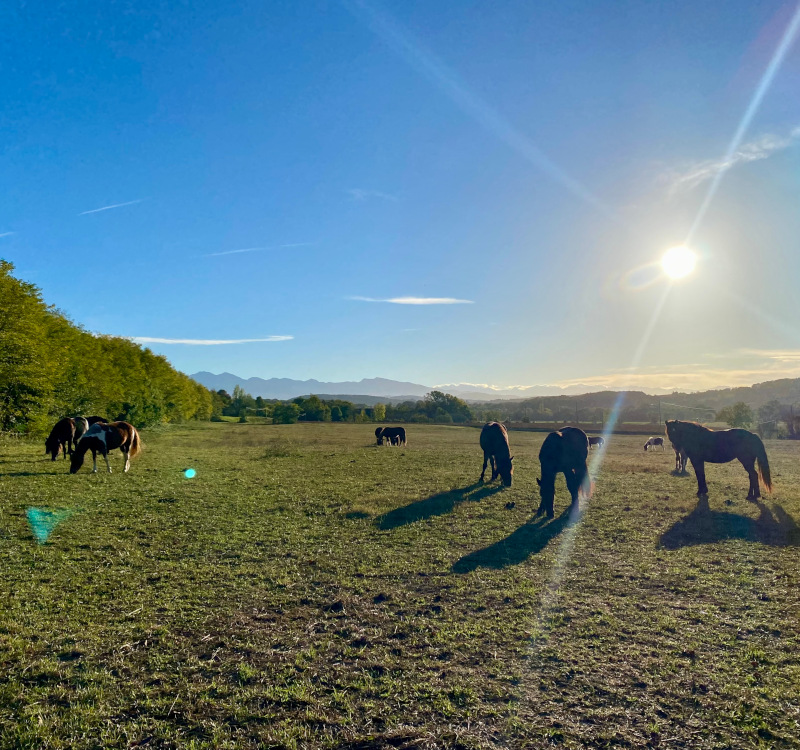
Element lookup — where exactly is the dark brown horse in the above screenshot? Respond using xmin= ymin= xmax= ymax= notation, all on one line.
xmin=479 ymin=422 xmax=513 ymax=486
xmin=375 ymin=427 xmax=384 ymax=445
xmin=665 ymin=420 xmax=772 ymax=500
xmin=537 ymin=426 xmax=590 ymax=518
xmin=588 ymin=435 xmax=604 ymax=450
xmin=70 ymin=421 xmax=141 ymax=474
xmin=378 ymin=426 xmax=406 ymax=446
xmin=45 ymin=418 xmax=76 ymax=460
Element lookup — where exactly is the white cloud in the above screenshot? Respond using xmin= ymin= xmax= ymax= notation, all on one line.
xmin=666 ymin=127 xmax=800 ymax=193
xmin=349 ymin=296 xmax=474 ymax=305
xmin=79 ymin=199 xmax=144 ymax=215
xmin=130 ymin=336 xmax=293 ymax=345
xmin=0 ymin=231 xmax=14 ymax=238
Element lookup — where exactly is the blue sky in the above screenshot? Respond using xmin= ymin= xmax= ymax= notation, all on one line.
xmin=2 ymin=0 xmax=800 ymax=392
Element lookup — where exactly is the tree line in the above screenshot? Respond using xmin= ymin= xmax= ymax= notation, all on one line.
xmin=213 ymin=387 xmax=475 ymax=425
xmin=0 ymin=261 xmax=213 ymax=434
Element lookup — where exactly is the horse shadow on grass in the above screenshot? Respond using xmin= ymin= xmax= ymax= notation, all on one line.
xmin=376 ymin=482 xmax=504 ymax=530
xmin=452 ymin=506 xmax=579 ymax=573
xmin=659 ymin=496 xmax=800 ymax=549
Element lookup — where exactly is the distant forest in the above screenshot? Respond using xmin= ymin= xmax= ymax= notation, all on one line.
xmin=0 ymin=261 xmax=212 ymax=433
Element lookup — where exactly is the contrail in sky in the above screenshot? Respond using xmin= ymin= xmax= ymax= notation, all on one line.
xmin=131 ymin=336 xmax=293 ymax=345
xmin=0 ymin=232 xmax=14 ymax=238
xmin=204 ymin=243 xmax=314 ymax=257
xmin=79 ymin=199 xmax=144 ymax=215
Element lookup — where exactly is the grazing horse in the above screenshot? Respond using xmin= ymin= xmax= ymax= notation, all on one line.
xmin=380 ymin=426 xmax=406 ymax=447
xmin=45 ymin=418 xmax=77 ymax=460
xmin=644 ymin=436 xmax=664 ymax=451
xmin=665 ymin=420 xmax=772 ymax=500
xmin=70 ymin=421 xmax=141 ymax=474
xmin=537 ymin=426 xmax=590 ymax=518
xmin=375 ymin=427 xmax=384 ymax=445
xmin=588 ymin=436 xmax=605 ymax=450
xmin=479 ymin=422 xmax=513 ymax=487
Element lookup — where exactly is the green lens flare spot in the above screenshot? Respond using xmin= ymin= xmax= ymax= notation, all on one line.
xmin=26 ymin=508 xmax=75 ymax=544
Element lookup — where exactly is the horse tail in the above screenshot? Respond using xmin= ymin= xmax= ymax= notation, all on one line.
xmin=129 ymin=426 xmax=141 ymax=459
xmin=755 ymin=439 xmax=772 ymax=492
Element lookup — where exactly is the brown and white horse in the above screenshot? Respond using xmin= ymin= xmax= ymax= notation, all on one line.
xmin=644 ymin=436 xmax=665 ymax=451
xmin=70 ymin=421 xmax=141 ymax=474
xmin=588 ymin=436 xmax=605 ymax=450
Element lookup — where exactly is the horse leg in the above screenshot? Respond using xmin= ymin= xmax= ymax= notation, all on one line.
xmin=102 ymin=449 xmax=112 ymax=473
xmin=691 ymin=459 xmax=708 ymax=497
xmin=123 ymin=448 xmax=130 ymax=473
xmin=480 ymin=452 xmax=489 ymax=482
xmin=741 ymin=457 xmax=759 ymax=501
xmin=490 ymin=455 xmax=498 ymax=481
xmin=565 ymin=470 xmax=580 ymax=507
xmin=91 ymin=449 xmax=98 ymax=473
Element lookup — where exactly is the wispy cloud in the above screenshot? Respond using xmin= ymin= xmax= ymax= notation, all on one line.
xmin=349 ymin=296 xmax=474 ymax=305
xmin=203 ymin=242 xmax=313 ymax=258
xmin=738 ymin=348 xmax=800 ymax=363
xmin=348 ymin=188 xmax=398 ymax=202
xmin=79 ymin=199 xmax=144 ymax=215
xmin=0 ymin=232 xmax=14 ymax=238
xmin=667 ymin=127 xmax=800 ymax=194
xmin=130 ymin=335 xmax=293 ymax=345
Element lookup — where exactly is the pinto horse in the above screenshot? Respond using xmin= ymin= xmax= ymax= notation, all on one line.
xmin=70 ymin=421 xmax=141 ymax=474
xmin=479 ymin=422 xmax=513 ymax=487
xmin=588 ymin=436 xmax=604 ymax=450
xmin=644 ymin=436 xmax=664 ymax=451
xmin=536 ymin=426 xmax=591 ymax=518
xmin=45 ymin=418 xmax=77 ymax=460
xmin=665 ymin=420 xmax=771 ymax=500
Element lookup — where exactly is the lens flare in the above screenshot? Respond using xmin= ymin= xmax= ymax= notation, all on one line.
xmin=183 ymin=468 xmax=196 ymax=479
xmin=661 ymin=246 xmax=697 ymax=279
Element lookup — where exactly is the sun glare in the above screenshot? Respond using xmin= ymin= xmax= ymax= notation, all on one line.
xmin=661 ymin=246 xmax=697 ymax=280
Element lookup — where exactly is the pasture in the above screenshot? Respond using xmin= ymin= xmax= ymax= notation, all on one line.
xmin=1 ymin=423 xmax=798 ymax=749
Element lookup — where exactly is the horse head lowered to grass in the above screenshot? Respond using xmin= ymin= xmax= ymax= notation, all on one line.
xmin=537 ymin=426 xmax=591 ymax=518
xmin=665 ymin=419 xmax=771 ymax=500
xmin=70 ymin=421 xmax=141 ymax=474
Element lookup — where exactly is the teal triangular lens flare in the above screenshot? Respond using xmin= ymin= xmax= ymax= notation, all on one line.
xmin=26 ymin=508 xmax=74 ymax=544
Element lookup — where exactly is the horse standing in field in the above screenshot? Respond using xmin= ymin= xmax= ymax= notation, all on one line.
xmin=644 ymin=436 xmax=664 ymax=451
xmin=588 ymin=436 xmax=604 ymax=450
xmin=537 ymin=426 xmax=591 ymax=518
xmin=379 ymin=426 xmax=406 ymax=447
xmin=665 ymin=420 xmax=772 ymax=500
xmin=70 ymin=421 xmax=140 ymax=474
xmin=671 ymin=442 xmax=688 ymax=473
xmin=45 ymin=418 xmax=77 ymax=460
xmin=479 ymin=422 xmax=513 ymax=487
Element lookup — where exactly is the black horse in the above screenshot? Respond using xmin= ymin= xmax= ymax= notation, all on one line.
xmin=377 ymin=426 xmax=406 ymax=446
xmin=665 ymin=420 xmax=772 ymax=500
xmin=536 ymin=426 xmax=590 ymax=518
xmin=588 ymin=435 xmax=604 ymax=450
xmin=479 ymin=422 xmax=513 ymax=487
xmin=45 ymin=417 xmax=77 ymax=460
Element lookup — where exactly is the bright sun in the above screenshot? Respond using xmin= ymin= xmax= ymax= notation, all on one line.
xmin=661 ymin=245 xmax=697 ymax=279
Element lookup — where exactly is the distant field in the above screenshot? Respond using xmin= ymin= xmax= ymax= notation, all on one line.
xmin=1 ymin=423 xmax=798 ymax=749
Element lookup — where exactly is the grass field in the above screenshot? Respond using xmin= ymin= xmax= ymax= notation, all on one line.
xmin=1 ymin=423 xmax=798 ymax=749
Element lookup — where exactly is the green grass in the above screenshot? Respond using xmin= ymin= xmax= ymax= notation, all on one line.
xmin=1 ymin=423 xmax=798 ymax=748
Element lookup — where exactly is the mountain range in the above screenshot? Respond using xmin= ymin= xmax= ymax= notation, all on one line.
xmin=190 ymin=372 xmax=664 ymax=402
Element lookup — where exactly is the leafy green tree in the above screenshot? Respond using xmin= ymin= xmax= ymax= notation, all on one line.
xmin=272 ymin=403 xmax=301 ymax=424
xmin=372 ymin=403 xmax=386 ymax=422
xmin=330 ymin=405 xmax=343 ymax=422
xmin=716 ymin=402 xmax=754 ymax=428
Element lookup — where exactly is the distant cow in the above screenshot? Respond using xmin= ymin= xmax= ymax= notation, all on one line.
xmin=378 ymin=426 xmax=406 ymax=447
xmin=644 ymin=436 xmax=665 ymax=451
xmin=537 ymin=426 xmax=591 ymax=518
xmin=588 ymin=436 xmax=605 ymax=450
xmin=479 ymin=422 xmax=513 ymax=487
